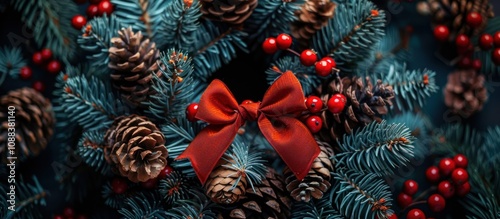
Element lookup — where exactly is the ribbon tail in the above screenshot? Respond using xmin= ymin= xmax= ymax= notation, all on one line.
xmin=258 ymin=116 xmax=320 ymax=180
xmin=176 ymin=124 xmax=238 ymax=184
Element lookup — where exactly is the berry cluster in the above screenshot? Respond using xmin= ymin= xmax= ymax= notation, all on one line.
xmin=303 ymin=93 xmax=346 ymax=133
xmin=24 ymin=48 xmax=63 ymax=92
xmin=53 ymin=207 xmax=88 ymax=219
xmin=72 ymin=0 xmax=114 ymax=30
xmin=111 ymin=165 xmax=174 ymax=194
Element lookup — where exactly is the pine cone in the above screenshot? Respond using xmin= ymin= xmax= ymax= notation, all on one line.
xmin=417 ymin=0 xmax=494 ymax=37
xmin=291 ymin=0 xmax=336 ymax=47
xmin=108 ymin=27 xmax=161 ymax=106
xmin=444 ymin=69 xmax=487 ymax=118
xmin=104 ymin=114 xmax=167 ymax=182
xmin=200 ymin=0 xmax=258 ymax=25
xmin=284 ymin=141 xmax=333 ymax=202
xmin=0 ymin=88 xmax=54 ymax=162
xmin=222 ymin=168 xmax=292 ymax=219
xmin=205 ymin=158 xmax=247 ymax=204
xmin=319 ymin=76 xmax=395 ymax=140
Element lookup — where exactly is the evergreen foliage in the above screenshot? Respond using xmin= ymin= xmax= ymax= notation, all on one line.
xmin=1 ymin=176 xmax=46 ymax=219
xmin=165 ymin=190 xmax=218 ymax=219
xmin=76 ymin=130 xmax=112 ymax=175
xmin=265 ymin=56 xmax=321 ymax=96
xmin=118 ymin=192 xmax=169 ymax=218
xmin=159 ymin=171 xmax=193 ymax=205
xmin=291 ymin=195 xmax=345 ymax=219
xmin=157 ymin=0 xmax=201 ymax=50
xmin=110 ymin=0 xmax=167 ymax=40
xmin=473 ymin=17 xmax=500 ymax=75
xmin=0 ymin=46 xmax=26 ymax=84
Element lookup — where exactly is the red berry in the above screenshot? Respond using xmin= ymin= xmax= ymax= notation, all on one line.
xmin=479 ymin=34 xmax=493 ymax=50
xmin=472 ymin=59 xmax=482 ymax=71
xmin=466 ymin=12 xmax=483 ymax=27
xmin=41 ymin=48 xmax=52 ymax=61
xmin=276 ymin=33 xmax=292 ymax=50
xmin=455 ymin=34 xmax=470 ymax=48
xmin=47 ymin=60 xmax=62 ymax=74
xmin=141 ymin=178 xmax=158 ymax=189
xmin=63 ymin=207 xmax=75 ymax=218
xmin=426 ymin=166 xmax=441 ymax=183
xmin=111 ymin=178 xmax=128 ymax=194
xmin=186 ymin=103 xmax=199 ymax=122
xmin=98 ymin=0 xmax=114 ymax=16
xmin=305 ymin=115 xmax=322 ymax=133
xmin=406 ymin=209 xmax=426 ymax=219
xmin=54 ymin=215 xmax=64 ymax=219
xmin=438 ymin=180 xmax=455 ymax=198
xmin=32 ymin=52 xmax=44 ymax=65
xmin=19 ymin=66 xmax=32 ymax=80
xmin=433 ymin=25 xmax=449 ymax=41
xmin=158 ymin=165 xmax=174 ymax=179
xmin=262 ymin=37 xmax=278 ymax=54
xmin=458 ymin=56 xmax=472 ymax=68
xmin=87 ymin=5 xmax=99 ymax=18
xmin=397 ymin=193 xmax=412 ymax=208
xmin=439 ymin=158 xmax=456 ymax=176
xmin=455 ymin=181 xmax=471 ymax=197
xmin=305 ymin=96 xmax=323 ymax=113
xmin=492 ymin=48 xmax=500 ymax=65
xmin=315 ymin=60 xmax=333 ymax=77
xmin=327 ymin=93 xmax=346 ymax=114
xmin=322 ymin=57 xmax=336 ymax=68
xmin=403 ymin=179 xmax=419 ymax=196
xmin=241 ymin=99 xmax=254 ymax=105
xmin=451 ymin=168 xmax=469 ymax=185
xmin=71 ymin=15 xmax=87 ymax=30
xmin=300 ymin=49 xmax=317 ymax=66
xmin=428 ymin=194 xmax=446 ymax=212
xmin=32 ymin=81 xmax=45 ymax=92
xmin=453 ymin=154 xmax=468 ymax=169
xmin=388 ymin=213 xmax=398 ymax=219
xmin=494 ymin=31 xmax=500 ymax=47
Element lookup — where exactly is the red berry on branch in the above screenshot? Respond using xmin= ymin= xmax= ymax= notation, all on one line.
xmin=141 ymin=178 xmax=158 ymax=189
xmin=407 ymin=209 xmax=426 ymax=219
xmin=403 ymin=179 xmax=419 ymax=196
xmin=276 ymin=33 xmax=292 ymax=50
xmin=98 ymin=0 xmax=114 ymax=16
xmin=455 ymin=34 xmax=470 ymax=48
xmin=453 ymin=154 xmax=468 ymax=169
xmin=47 ymin=60 xmax=62 ymax=74
xmin=300 ymin=49 xmax=317 ymax=66
xmin=451 ymin=168 xmax=469 ymax=184
xmin=63 ymin=207 xmax=75 ymax=218
xmin=428 ymin=194 xmax=446 ymax=212
xmin=479 ymin=34 xmax=493 ymax=50
xmin=397 ymin=193 xmax=412 ymax=208
xmin=158 ymin=165 xmax=174 ymax=179
xmin=492 ymin=48 xmax=500 ymax=65
xmin=87 ymin=5 xmax=99 ymax=18
xmin=455 ymin=181 xmax=471 ymax=197
xmin=439 ymin=158 xmax=456 ymax=176
xmin=241 ymin=99 xmax=254 ymax=105
xmin=327 ymin=93 xmax=346 ymax=114
xmin=72 ymin=15 xmax=87 ymax=30
xmin=388 ymin=213 xmax=398 ymax=219
xmin=315 ymin=60 xmax=333 ymax=77
xmin=262 ymin=37 xmax=278 ymax=54
xmin=458 ymin=56 xmax=472 ymax=68
xmin=438 ymin=180 xmax=455 ymax=198
xmin=433 ymin=25 xmax=449 ymax=41
xmin=111 ymin=178 xmax=128 ymax=194
xmin=466 ymin=12 xmax=483 ymax=27
xmin=494 ymin=31 xmax=500 ymax=47
xmin=305 ymin=96 xmax=323 ymax=113
xmin=472 ymin=59 xmax=482 ymax=71
xmin=19 ymin=66 xmax=32 ymax=80
xmin=32 ymin=52 xmax=44 ymax=65
xmin=426 ymin=166 xmax=441 ymax=183
xmin=186 ymin=103 xmax=199 ymax=122
xmin=41 ymin=48 xmax=52 ymax=61
xmin=322 ymin=57 xmax=336 ymax=68
xmin=32 ymin=81 xmax=45 ymax=92
xmin=305 ymin=115 xmax=322 ymax=133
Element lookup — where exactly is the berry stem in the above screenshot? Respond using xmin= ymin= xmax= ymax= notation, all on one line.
xmin=400 ymin=200 xmax=427 ymax=213
xmin=286 ymin=48 xmax=301 ymax=57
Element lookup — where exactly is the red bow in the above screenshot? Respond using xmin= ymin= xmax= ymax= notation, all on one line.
xmin=176 ymin=72 xmax=320 ymax=184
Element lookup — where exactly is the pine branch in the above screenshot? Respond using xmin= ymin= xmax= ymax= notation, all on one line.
xmin=0 ymin=46 xmax=26 ymax=82
xmin=111 ymin=0 xmax=168 ymax=40
xmin=387 ymin=112 xmax=432 ymax=158
xmin=291 ymin=195 xmax=346 ymax=219
xmin=265 ymin=56 xmax=320 ymax=96
xmin=157 ymin=0 xmax=201 ymax=50
xmin=165 ymin=190 xmax=218 ymax=219
xmin=335 ymin=120 xmax=415 ymax=176
xmin=11 ymin=0 xmax=79 ymax=61
xmin=76 ymin=130 xmax=112 ymax=175
xmin=118 ymin=192 xmax=169 ymax=218
xmin=2 ymin=176 xmax=47 ymax=219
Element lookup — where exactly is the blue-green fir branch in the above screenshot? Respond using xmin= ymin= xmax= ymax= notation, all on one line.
xmin=291 ymin=195 xmax=346 ymax=219
xmin=157 ymin=0 xmax=201 ymax=50
xmin=77 ymin=15 xmax=123 ymax=78
xmin=11 ymin=0 xmax=79 ymax=61
xmin=460 ymin=189 xmax=500 ymax=219
xmin=77 ymin=130 xmax=113 ymax=176
xmin=335 ymin=120 xmax=415 ymax=176
xmin=2 ymin=176 xmax=46 ymax=219
xmin=165 ymin=190 xmax=218 ymax=219
xmin=332 ymin=170 xmax=394 ymax=219
xmin=312 ymin=0 xmax=385 ymax=73
xmin=387 ymin=112 xmax=432 ymax=159
xmin=473 ymin=17 xmax=500 ymax=75
xmin=110 ymin=0 xmax=167 ymax=40
xmin=265 ymin=56 xmax=321 ymax=96
xmin=481 ymin=127 xmax=500 ymax=200
xmin=159 ymin=171 xmax=195 ymax=205
xmin=0 ymin=46 xmax=26 ymax=82
xmin=101 ymin=179 xmax=139 ymax=209
xmin=118 ymin=192 xmax=169 ymax=219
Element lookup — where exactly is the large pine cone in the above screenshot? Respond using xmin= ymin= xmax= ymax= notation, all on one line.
xmin=221 ymin=168 xmax=292 ymax=219
xmin=319 ymin=76 xmax=395 ymax=141
xmin=291 ymin=0 xmax=336 ymax=47
xmin=200 ymin=0 xmax=258 ymax=25
xmin=284 ymin=141 xmax=333 ymax=202
xmin=444 ymin=69 xmax=487 ymax=118
xmin=0 ymin=88 xmax=54 ymax=162
xmin=104 ymin=114 xmax=167 ymax=182
xmin=205 ymin=158 xmax=247 ymax=204
xmin=109 ymin=27 xmax=161 ymax=106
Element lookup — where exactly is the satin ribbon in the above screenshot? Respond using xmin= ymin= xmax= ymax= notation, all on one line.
xmin=176 ymin=71 xmax=320 ymax=184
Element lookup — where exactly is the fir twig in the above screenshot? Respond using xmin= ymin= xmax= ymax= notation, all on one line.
xmin=196 ymin=28 xmax=232 ymax=55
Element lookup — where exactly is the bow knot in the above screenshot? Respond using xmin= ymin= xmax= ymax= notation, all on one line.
xmin=237 ymin=102 xmax=259 ymax=122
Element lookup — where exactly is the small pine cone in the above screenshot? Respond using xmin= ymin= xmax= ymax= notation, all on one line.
xmin=224 ymin=168 xmax=292 ymax=219
xmin=444 ymin=69 xmax=487 ymax=118
xmin=200 ymin=0 xmax=258 ymax=25
xmin=319 ymin=76 xmax=395 ymax=141
xmin=104 ymin=114 xmax=167 ymax=182
xmin=0 ymin=88 xmax=54 ymax=162
xmin=109 ymin=27 xmax=161 ymax=106
xmin=417 ymin=0 xmax=494 ymax=37
xmin=291 ymin=0 xmax=336 ymax=47
xmin=205 ymin=158 xmax=247 ymax=204
xmin=284 ymin=141 xmax=333 ymax=202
